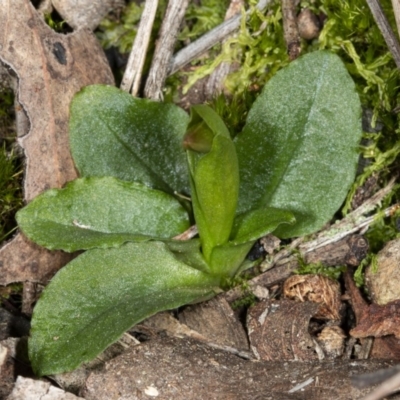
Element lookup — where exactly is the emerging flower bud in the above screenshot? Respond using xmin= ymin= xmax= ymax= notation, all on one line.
xmin=183 ymin=121 xmax=213 ymax=153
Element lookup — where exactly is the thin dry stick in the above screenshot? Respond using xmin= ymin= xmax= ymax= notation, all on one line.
xmin=352 ymin=365 xmax=400 ymax=389
xmin=205 ymin=0 xmax=244 ymax=98
xmin=360 ymin=370 xmax=400 ymax=400
xmin=169 ymin=0 xmax=271 ymax=76
xmin=266 ymin=179 xmax=396 ymax=267
xmin=173 ymin=225 xmax=198 ymax=240
xmin=392 ymin=0 xmax=400 ymax=38
xmin=299 ymin=178 xmax=396 ymax=254
xmin=366 ymin=0 xmax=400 ymax=69
xmin=120 ymin=0 xmax=159 ymax=95
xmin=144 ymin=0 xmax=190 ymax=100
xmin=281 ymin=0 xmax=300 ymax=60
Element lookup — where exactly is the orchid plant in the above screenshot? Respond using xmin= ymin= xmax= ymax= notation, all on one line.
xmin=17 ymin=51 xmax=361 ymax=375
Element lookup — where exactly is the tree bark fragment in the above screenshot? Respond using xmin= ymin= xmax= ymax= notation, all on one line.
xmin=82 ymin=334 xmax=400 ymax=400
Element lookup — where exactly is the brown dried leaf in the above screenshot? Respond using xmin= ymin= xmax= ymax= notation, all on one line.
xmin=0 ymin=0 xmax=114 ymax=285
xmin=345 ymin=271 xmax=400 ymax=340
xmin=283 ymin=274 xmax=341 ymax=320
xmin=0 ymin=234 xmax=76 ymax=286
xmin=344 ymin=270 xmax=368 ymax=322
xmin=350 ymin=300 xmax=400 ymax=339
xmin=370 ymin=336 xmax=400 ymax=360
xmin=247 ymin=299 xmax=319 ymax=361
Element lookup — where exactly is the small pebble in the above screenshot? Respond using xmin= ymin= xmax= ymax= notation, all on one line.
xmin=297 ymin=9 xmax=321 ymax=40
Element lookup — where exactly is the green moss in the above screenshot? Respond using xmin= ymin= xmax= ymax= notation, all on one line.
xmin=231 ymin=291 xmax=257 ymax=309
xmin=294 ymin=253 xmax=347 ymax=280
xmin=364 ymin=190 xmax=400 ymax=253
xmin=210 ymin=91 xmax=255 ymax=138
xmin=98 ymin=0 xmax=400 ymax=119
xmin=97 ymin=2 xmax=145 ymax=53
xmin=0 ymin=146 xmax=23 ymax=242
xmin=0 ymin=87 xmax=13 ymax=137
xmin=0 ymin=282 xmax=23 ymax=300
xmin=0 ymin=87 xmax=22 ymax=243
xmin=182 ymin=1 xmax=290 ymax=95
xmin=180 ymin=0 xmax=230 ymax=41
xmin=354 ymin=254 xmax=378 ymax=287
xmin=230 ymin=279 xmax=257 ymax=309
xmin=317 ymin=0 xmax=398 ymax=107
xmin=314 ymin=0 xmax=400 ymax=227
xmin=183 ymin=0 xmax=399 ymax=108
xmin=44 ymin=13 xmax=67 ymax=33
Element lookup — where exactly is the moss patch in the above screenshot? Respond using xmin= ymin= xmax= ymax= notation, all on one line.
xmin=0 ymin=87 xmax=23 ymax=242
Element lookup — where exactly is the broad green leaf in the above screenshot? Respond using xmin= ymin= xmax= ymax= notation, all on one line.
xmin=235 ymin=51 xmax=362 ymax=238
xmin=29 ymin=241 xmax=220 ymax=376
xmin=17 ymin=177 xmax=189 ymax=252
xmin=230 ymin=207 xmax=295 ymax=245
xmin=70 ymin=85 xmax=190 ymax=196
xmin=186 ymin=105 xmax=239 ymax=261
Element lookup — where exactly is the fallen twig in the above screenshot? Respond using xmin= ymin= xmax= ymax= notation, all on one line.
xmin=120 ymin=0 xmax=159 ymax=95
xmin=298 ymin=178 xmax=396 ymax=254
xmin=144 ymin=0 xmax=190 ymax=100
xmin=366 ymin=0 xmax=400 ymax=69
xmin=204 ymin=0 xmax=244 ymax=98
xmin=392 ymin=0 xmax=400 ymax=40
xmin=173 ymin=224 xmax=198 ymax=240
xmin=281 ymin=0 xmax=300 ymax=60
xmin=352 ymin=364 xmax=400 ymax=389
xmin=169 ymin=0 xmax=272 ymax=75
xmin=359 ymin=369 xmax=400 ymax=400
